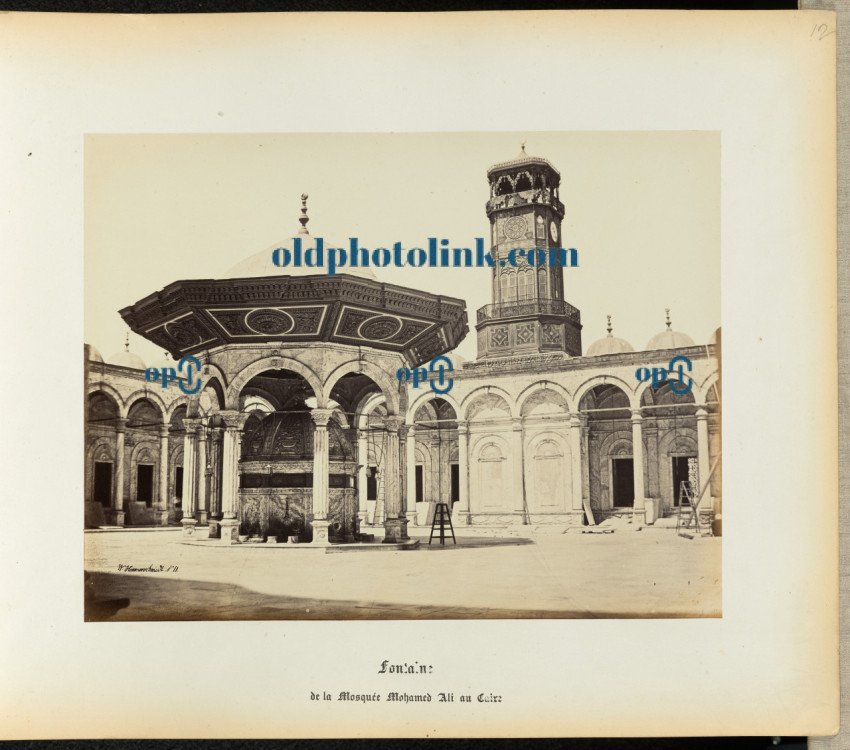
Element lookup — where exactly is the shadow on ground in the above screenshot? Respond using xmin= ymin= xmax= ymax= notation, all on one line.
xmin=417 ymin=536 xmax=535 ymax=550
xmin=84 ymin=570 xmax=712 ymax=622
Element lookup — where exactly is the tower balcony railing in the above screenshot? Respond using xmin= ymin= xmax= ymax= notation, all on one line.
xmin=476 ymin=299 xmax=581 ymax=324
xmin=485 ymin=190 xmax=565 ymax=216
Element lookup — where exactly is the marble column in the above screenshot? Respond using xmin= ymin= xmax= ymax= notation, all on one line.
xmin=511 ymin=418 xmax=525 ymax=514
xmin=374 ymin=466 xmax=385 ymax=525
xmin=456 ymin=420 xmax=470 ymax=523
xmin=382 ymin=415 xmax=409 ymax=543
xmin=357 ymin=429 xmax=368 ymax=525
xmin=195 ymin=425 xmax=208 ymax=525
xmin=569 ymin=415 xmax=584 ymax=512
xmin=208 ymin=427 xmax=222 ymax=538
xmin=404 ymin=425 xmax=417 ymax=525
xmin=310 ymin=407 xmax=333 ymax=546
xmin=218 ymin=411 xmax=249 ymax=544
xmin=580 ymin=415 xmax=590 ymax=510
xmin=180 ymin=418 xmax=200 ymax=537
xmin=631 ymin=409 xmax=646 ymax=516
xmin=696 ymin=407 xmax=712 ymax=513
xmin=108 ymin=417 xmax=127 ymax=526
xmin=399 ymin=425 xmax=407 ymax=519
xmin=156 ymin=424 xmax=170 ymax=526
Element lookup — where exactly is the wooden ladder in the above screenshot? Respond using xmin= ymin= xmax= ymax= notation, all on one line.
xmin=676 ymin=481 xmax=701 ymax=535
xmin=429 ymin=502 xmax=456 ymax=546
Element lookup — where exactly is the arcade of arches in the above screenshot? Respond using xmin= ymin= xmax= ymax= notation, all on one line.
xmin=85 ymin=339 xmax=720 ymax=543
xmin=86 ymin=149 xmax=720 ymax=544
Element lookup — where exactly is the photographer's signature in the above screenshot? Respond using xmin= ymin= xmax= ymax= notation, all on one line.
xmin=116 ymin=564 xmax=179 ymax=573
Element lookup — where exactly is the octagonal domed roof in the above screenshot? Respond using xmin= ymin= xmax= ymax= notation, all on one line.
xmin=487 ymin=145 xmax=560 ymax=179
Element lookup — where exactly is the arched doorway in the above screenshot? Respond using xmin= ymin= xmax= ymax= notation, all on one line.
xmin=640 ymin=382 xmax=698 ymax=516
xmin=578 ymin=383 xmax=633 ymax=514
xmin=410 ymin=396 xmax=459 ymax=525
xmin=85 ymin=390 xmax=121 ymax=528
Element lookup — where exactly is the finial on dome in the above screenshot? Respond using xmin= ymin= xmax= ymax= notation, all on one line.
xmin=665 ymin=308 xmax=672 ymax=330
xmin=298 ymin=193 xmax=310 ymax=235
xmin=124 ymin=332 xmax=130 ymax=352
xmin=520 ymin=140 xmax=527 ymax=156
xmin=606 ymin=314 xmax=613 ymax=336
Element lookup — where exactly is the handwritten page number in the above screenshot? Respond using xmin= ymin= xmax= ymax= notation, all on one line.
xmin=810 ymin=23 xmax=834 ymax=40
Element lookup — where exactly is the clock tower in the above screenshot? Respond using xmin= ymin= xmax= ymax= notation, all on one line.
xmin=476 ymin=146 xmax=583 ymax=359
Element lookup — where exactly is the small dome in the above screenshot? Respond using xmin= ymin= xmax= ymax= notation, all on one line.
xmin=645 ymin=309 xmax=695 ymax=350
xmin=107 ymin=334 xmax=145 ymax=370
xmin=108 ymin=350 xmax=146 ymax=370
xmin=586 ymin=316 xmax=634 ymax=357
xmin=222 ymin=194 xmax=376 ymax=281
xmin=85 ymin=344 xmax=104 ymax=362
xmin=587 ymin=336 xmax=634 ymax=357
xmin=708 ymin=327 xmax=721 ymax=346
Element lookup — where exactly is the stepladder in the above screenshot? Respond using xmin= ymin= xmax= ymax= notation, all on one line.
xmin=429 ymin=502 xmax=456 ymax=546
xmin=676 ymin=480 xmax=701 ymax=535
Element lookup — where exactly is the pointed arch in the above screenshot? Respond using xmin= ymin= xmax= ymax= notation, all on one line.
xmin=225 ymin=355 xmax=323 ymax=410
xmin=124 ymin=389 xmax=168 ymax=422
xmin=406 ymin=389 xmax=461 ymax=426
xmin=460 ymin=384 xmax=516 ymax=421
xmin=87 ymin=383 xmax=126 ymax=417
xmin=573 ymin=375 xmax=636 ymax=411
xmin=516 ymin=381 xmax=573 ymax=416
xmin=322 ymin=359 xmax=400 ymax=417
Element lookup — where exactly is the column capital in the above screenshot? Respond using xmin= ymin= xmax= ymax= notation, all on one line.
xmin=115 ymin=417 xmax=128 ymax=433
xmin=384 ymin=415 xmax=403 ymax=433
xmin=511 ymin=417 xmax=523 ymax=431
xmin=197 ymin=424 xmax=208 ymax=441
xmin=630 ymin=408 xmax=643 ymax=421
xmin=457 ymin=419 xmax=468 ymax=435
xmin=572 ymin=413 xmax=589 ymax=428
xmin=310 ymin=407 xmax=335 ymax=428
xmin=158 ymin=424 xmax=170 ymax=439
xmin=695 ymin=407 xmax=709 ymax=419
xmin=219 ymin=410 xmax=251 ymax=431
xmin=182 ymin=417 xmax=203 ymax=434
xmin=569 ymin=414 xmax=582 ymax=427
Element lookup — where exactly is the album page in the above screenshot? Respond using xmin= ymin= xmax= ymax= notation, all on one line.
xmin=0 ymin=10 xmax=838 ymax=739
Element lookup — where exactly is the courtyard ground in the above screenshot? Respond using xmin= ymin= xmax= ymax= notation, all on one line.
xmin=83 ymin=524 xmax=721 ymax=621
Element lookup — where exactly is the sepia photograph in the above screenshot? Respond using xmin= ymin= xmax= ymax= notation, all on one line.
xmin=1 ymin=9 xmax=838 ymax=739
xmin=84 ymin=131 xmax=722 ymax=621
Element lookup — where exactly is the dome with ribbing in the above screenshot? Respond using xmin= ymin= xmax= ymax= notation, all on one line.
xmin=587 ymin=333 xmax=635 ymax=357
xmin=586 ymin=317 xmax=634 ymax=357
xmin=646 ymin=311 xmax=695 ymax=351
xmin=107 ymin=349 xmax=146 ymax=370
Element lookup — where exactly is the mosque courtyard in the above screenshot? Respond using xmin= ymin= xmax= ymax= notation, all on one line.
xmin=84 ymin=525 xmax=721 ymax=621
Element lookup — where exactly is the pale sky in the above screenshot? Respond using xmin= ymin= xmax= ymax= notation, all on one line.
xmin=84 ymin=131 xmax=719 ymax=365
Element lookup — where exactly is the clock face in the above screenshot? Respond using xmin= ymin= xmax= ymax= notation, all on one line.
xmin=503 ymin=215 xmax=527 ymax=240
xmin=550 ymin=221 xmax=559 ymax=242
